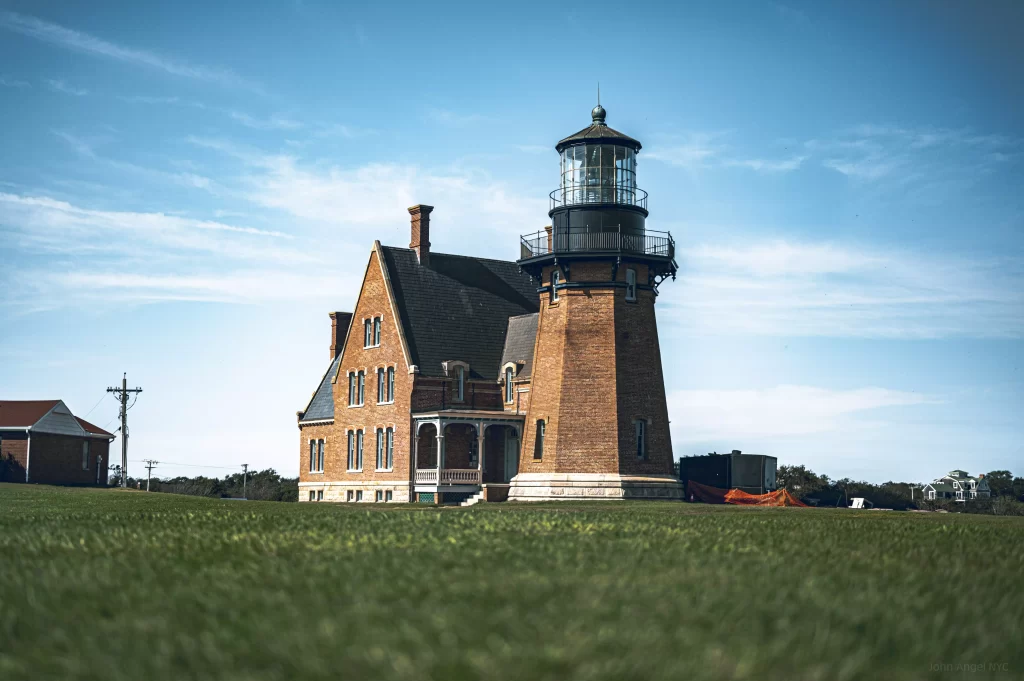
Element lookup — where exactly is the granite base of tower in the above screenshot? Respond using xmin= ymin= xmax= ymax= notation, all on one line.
xmin=507 ymin=473 xmax=684 ymax=501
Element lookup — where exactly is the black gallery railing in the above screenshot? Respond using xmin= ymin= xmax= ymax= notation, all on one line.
xmin=549 ymin=186 xmax=648 ymax=211
xmin=520 ymin=227 xmax=674 ymax=259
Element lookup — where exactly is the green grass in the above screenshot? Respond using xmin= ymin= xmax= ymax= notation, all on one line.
xmin=1 ymin=484 xmax=1021 ymax=681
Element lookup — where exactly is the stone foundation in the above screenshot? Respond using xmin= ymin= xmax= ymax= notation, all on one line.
xmin=507 ymin=473 xmax=684 ymax=501
xmin=299 ymin=480 xmax=412 ymax=503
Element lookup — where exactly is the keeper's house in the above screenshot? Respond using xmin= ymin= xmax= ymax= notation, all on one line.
xmin=0 ymin=400 xmax=114 ymax=485
xmin=296 ymin=105 xmax=683 ymax=504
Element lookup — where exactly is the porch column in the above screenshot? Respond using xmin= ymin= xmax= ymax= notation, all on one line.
xmin=435 ymin=420 xmax=444 ymax=505
xmin=477 ymin=422 xmax=486 ymax=483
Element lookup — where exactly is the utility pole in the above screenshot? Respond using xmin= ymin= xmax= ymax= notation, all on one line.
xmin=106 ymin=373 xmax=143 ymax=488
xmin=242 ymin=464 xmax=249 ymax=500
xmin=143 ymin=459 xmax=157 ymax=492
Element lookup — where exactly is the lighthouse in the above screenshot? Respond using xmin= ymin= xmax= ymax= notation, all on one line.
xmin=508 ymin=104 xmax=684 ymax=501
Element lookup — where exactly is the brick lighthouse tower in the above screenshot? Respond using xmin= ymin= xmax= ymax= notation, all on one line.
xmin=508 ymin=104 xmax=684 ymax=501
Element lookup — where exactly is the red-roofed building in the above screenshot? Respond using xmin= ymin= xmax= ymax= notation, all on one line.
xmin=0 ymin=400 xmax=115 ymax=485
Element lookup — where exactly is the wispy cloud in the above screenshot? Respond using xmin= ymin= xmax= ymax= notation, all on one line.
xmin=46 ymin=79 xmax=88 ymax=96
xmin=0 ymin=191 xmax=346 ymax=310
xmin=668 ymin=385 xmax=936 ymax=441
xmin=0 ymin=11 xmax=261 ymax=92
xmin=666 ymin=240 xmax=1024 ymax=339
xmin=228 ymin=111 xmax=303 ymax=131
xmin=427 ymin=108 xmax=486 ymax=127
xmin=724 ymin=155 xmax=807 ymax=172
xmin=0 ymin=74 xmax=30 ymax=88
xmin=646 ymin=133 xmax=723 ymax=169
xmin=52 ymin=130 xmax=221 ymax=193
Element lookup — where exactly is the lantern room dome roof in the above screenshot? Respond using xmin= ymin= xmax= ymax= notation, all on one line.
xmin=555 ymin=105 xmax=642 ymax=153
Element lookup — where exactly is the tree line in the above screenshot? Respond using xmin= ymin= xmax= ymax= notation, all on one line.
xmin=777 ymin=465 xmax=1024 ymax=514
xmin=108 ymin=466 xmax=298 ymax=502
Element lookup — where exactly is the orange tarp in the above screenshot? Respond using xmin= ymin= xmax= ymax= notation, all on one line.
xmin=686 ymin=481 xmax=808 ymax=507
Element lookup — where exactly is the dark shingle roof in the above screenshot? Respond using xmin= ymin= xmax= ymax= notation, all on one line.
xmin=380 ymin=247 xmax=538 ymax=380
xmin=0 ymin=400 xmax=60 ymax=428
xmin=500 ymin=313 xmax=538 ymax=380
xmin=300 ymin=354 xmax=341 ymax=423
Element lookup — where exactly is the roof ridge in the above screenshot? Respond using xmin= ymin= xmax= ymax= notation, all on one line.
xmin=380 ymin=244 xmax=520 ymax=267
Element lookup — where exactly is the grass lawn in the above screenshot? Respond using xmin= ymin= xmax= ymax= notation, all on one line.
xmin=1 ymin=484 xmax=1021 ymax=681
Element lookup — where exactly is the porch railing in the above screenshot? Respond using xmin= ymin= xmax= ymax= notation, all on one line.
xmin=415 ymin=468 xmax=482 ymax=485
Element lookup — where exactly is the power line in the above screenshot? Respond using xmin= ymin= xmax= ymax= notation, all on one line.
xmin=127 ymin=459 xmax=240 ymax=470
xmin=80 ymin=393 xmax=109 ymax=419
xmin=106 ymin=373 xmax=143 ymax=488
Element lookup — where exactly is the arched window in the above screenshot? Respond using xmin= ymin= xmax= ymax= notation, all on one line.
xmin=504 ymin=367 xmax=514 ymax=404
xmin=456 ymin=366 xmax=465 ymax=402
xmin=626 ymin=268 xmax=637 ymax=302
xmin=386 ymin=366 xmax=395 ymax=402
xmin=634 ymin=419 xmax=647 ymax=460
xmin=533 ymin=419 xmax=545 ymax=460
xmin=377 ymin=368 xmax=386 ymax=403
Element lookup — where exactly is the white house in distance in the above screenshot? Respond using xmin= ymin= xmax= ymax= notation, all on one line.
xmin=922 ymin=470 xmax=991 ymax=502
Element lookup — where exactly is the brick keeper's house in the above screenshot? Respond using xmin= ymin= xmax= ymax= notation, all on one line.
xmin=0 ymin=400 xmax=114 ymax=485
xmin=297 ymin=105 xmax=684 ymax=504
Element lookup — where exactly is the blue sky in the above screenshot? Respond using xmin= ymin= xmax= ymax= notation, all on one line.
xmin=1 ymin=0 xmax=1021 ymax=482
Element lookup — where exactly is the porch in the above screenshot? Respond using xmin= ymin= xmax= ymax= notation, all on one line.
xmin=413 ymin=410 xmax=524 ymax=500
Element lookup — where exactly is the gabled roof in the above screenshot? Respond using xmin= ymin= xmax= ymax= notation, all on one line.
xmin=299 ymin=354 xmax=342 ymax=424
xmin=0 ymin=400 xmax=60 ymax=428
xmin=500 ymin=313 xmax=539 ymax=380
xmin=75 ymin=417 xmax=114 ymax=438
xmin=0 ymin=400 xmax=113 ymax=438
xmin=379 ymin=246 xmax=538 ymax=380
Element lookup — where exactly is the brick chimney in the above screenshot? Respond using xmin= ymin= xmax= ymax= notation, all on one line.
xmin=409 ymin=204 xmax=434 ymax=265
xmin=329 ymin=311 xmax=352 ymax=361
xmin=544 ymin=225 xmax=553 ymax=253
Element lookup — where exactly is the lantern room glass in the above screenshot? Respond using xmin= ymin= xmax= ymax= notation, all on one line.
xmin=559 ymin=144 xmax=637 ymax=207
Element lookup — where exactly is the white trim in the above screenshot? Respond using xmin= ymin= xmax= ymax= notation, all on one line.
xmin=299 ymin=419 xmax=334 ymax=426
xmin=375 ymin=240 xmax=414 ymax=369
xmin=24 ymin=432 xmax=32 ymax=483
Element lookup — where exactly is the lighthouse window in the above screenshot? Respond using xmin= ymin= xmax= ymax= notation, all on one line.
xmin=635 ymin=419 xmax=647 ymax=460
xmin=551 ymin=269 xmax=560 ymax=302
xmin=626 ymin=268 xmax=637 ymax=302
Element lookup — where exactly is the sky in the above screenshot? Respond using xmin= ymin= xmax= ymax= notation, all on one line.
xmin=1 ymin=0 xmax=1021 ymax=483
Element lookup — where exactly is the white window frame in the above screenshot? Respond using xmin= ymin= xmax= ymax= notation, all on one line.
xmin=376 ymin=428 xmax=385 ymax=470
xmin=348 ymin=372 xmax=357 ymax=407
xmin=386 ymin=427 xmax=394 ymax=470
xmin=625 ymin=268 xmax=637 ymax=302
xmin=364 ymin=318 xmax=372 ymax=348
xmin=357 ymin=371 xmax=365 ymax=405
xmin=347 ymin=431 xmax=358 ymax=471
xmin=346 ymin=490 xmax=354 ymax=502
xmin=373 ymin=317 xmax=381 ymax=346
xmin=386 ymin=366 xmax=395 ymax=403
xmin=308 ymin=490 xmax=315 ymax=501
xmin=504 ymin=366 xmax=515 ymax=404
xmin=317 ymin=490 xmax=324 ymax=501
xmin=356 ymin=429 xmax=364 ymax=471
xmin=377 ymin=367 xmax=386 ymax=403
xmin=309 ymin=439 xmax=316 ymax=473
xmin=455 ymin=366 xmax=465 ymax=402
xmin=376 ymin=490 xmax=383 ymax=502
xmin=385 ymin=490 xmax=393 ymax=502
xmin=356 ymin=490 xmax=363 ymax=502
xmin=551 ymin=269 xmax=561 ymax=303
xmin=317 ymin=439 xmax=325 ymax=473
